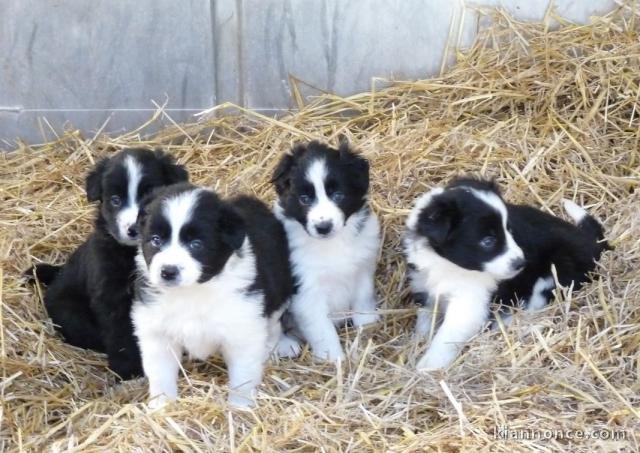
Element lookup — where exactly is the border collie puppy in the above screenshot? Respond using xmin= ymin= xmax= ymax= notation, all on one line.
xmin=271 ymin=141 xmax=380 ymax=361
xmin=27 ymin=148 xmax=188 ymax=379
xmin=404 ymin=177 xmax=610 ymax=370
xmin=132 ymin=183 xmax=293 ymax=408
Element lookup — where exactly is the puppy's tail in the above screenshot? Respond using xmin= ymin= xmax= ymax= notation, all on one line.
xmin=23 ymin=263 xmax=61 ymax=286
xmin=562 ymin=199 xmax=612 ymax=253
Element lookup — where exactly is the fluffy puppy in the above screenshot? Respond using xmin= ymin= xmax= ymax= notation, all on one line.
xmin=27 ymin=148 xmax=188 ymax=379
xmin=132 ymin=184 xmax=293 ymax=408
xmin=404 ymin=177 xmax=610 ymax=370
xmin=271 ymin=141 xmax=380 ymax=361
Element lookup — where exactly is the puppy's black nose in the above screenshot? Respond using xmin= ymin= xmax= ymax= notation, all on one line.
xmin=315 ymin=221 xmax=333 ymax=236
xmin=511 ymin=257 xmax=526 ymax=272
xmin=160 ymin=265 xmax=179 ymax=282
xmin=127 ymin=226 xmax=138 ymax=238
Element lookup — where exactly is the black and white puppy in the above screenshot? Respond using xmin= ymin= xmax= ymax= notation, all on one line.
xmin=271 ymin=141 xmax=380 ymax=361
xmin=27 ymin=148 xmax=188 ymax=379
xmin=132 ymin=183 xmax=293 ymax=408
xmin=404 ymin=177 xmax=610 ymax=370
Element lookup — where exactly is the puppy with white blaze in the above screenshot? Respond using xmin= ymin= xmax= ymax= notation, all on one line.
xmin=25 ymin=148 xmax=188 ymax=379
xmin=132 ymin=183 xmax=293 ymax=408
xmin=271 ymin=141 xmax=380 ymax=362
xmin=405 ymin=177 xmax=610 ymax=371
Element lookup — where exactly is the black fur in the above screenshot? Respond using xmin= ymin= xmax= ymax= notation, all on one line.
xmin=26 ymin=148 xmax=188 ymax=380
xmin=271 ymin=140 xmax=370 ymax=234
xmin=231 ymin=195 xmax=295 ymax=316
xmin=416 ymin=185 xmax=509 ymax=271
xmin=25 ymin=263 xmax=62 ymax=286
xmin=419 ymin=176 xmax=610 ymax=308
xmin=494 ymin=202 xmax=611 ymax=306
xmin=139 ymin=184 xmax=242 ymax=284
xmin=138 ymin=184 xmax=293 ymax=317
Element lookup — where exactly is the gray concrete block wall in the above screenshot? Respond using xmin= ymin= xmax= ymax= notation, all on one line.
xmin=233 ymin=0 xmax=458 ymax=109
xmin=1 ymin=0 xmax=616 ymax=146
xmin=1 ymin=0 xmax=216 ymax=144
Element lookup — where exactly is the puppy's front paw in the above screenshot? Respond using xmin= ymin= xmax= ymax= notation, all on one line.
xmin=228 ymin=392 xmax=255 ymax=410
xmin=351 ymin=311 xmax=380 ymax=328
xmin=312 ymin=345 xmax=345 ymax=363
xmin=416 ymin=346 xmax=456 ymax=371
xmin=146 ymin=394 xmax=172 ymax=412
xmin=414 ymin=310 xmax=433 ymax=339
xmin=274 ymin=334 xmax=302 ymax=358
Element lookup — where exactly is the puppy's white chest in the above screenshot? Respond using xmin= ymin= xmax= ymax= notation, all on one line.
xmin=183 ymin=331 xmax=218 ymax=360
xmin=135 ymin=281 xmax=265 ymax=359
xmin=292 ymin=212 xmax=378 ymax=270
xmin=409 ymin=245 xmax=496 ymax=302
xmin=290 ymin=213 xmax=379 ymax=316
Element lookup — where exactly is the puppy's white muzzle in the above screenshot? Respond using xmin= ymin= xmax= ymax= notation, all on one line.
xmin=116 ymin=204 xmax=140 ymax=245
xmin=307 ymin=200 xmax=345 ymax=239
xmin=148 ymin=244 xmax=202 ymax=287
xmin=483 ymin=232 xmax=525 ymax=280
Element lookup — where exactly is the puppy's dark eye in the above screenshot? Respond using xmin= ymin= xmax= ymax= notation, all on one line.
xmin=150 ymin=235 xmax=163 ymax=248
xmin=189 ymin=239 xmax=203 ymax=251
xmin=330 ymin=191 xmax=345 ymax=203
xmin=479 ymin=236 xmax=497 ymax=249
xmin=299 ymin=194 xmax=313 ymax=206
xmin=110 ymin=195 xmax=122 ymax=208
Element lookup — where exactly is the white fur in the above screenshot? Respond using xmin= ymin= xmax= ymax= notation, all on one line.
xmin=526 ymin=276 xmax=555 ymax=311
xmin=275 ymin=333 xmax=302 ymax=358
xmin=562 ymin=198 xmax=588 ymax=224
xmin=405 ymin=186 xmax=523 ymax=370
xmin=406 ymin=187 xmax=444 ymax=231
xmin=134 ymin=240 xmax=276 ymax=408
xmin=117 ymin=156 xmax=142 ymax=245
xmin=305 ymin=160 xmax=346 ymax=238
xmin=414 ymin=307 xmax=433 ymax=339
xmin=407 ymin=236 xmax=493 ymax=370
xmin=494 ymin=312 xmax=514 ymax=329
xmin=275 ymin=202 xmax=380 ymax=361
xmin=469 ymin=188 xmax=524 ymax=280
xmin=147 ymin=190 xmax=202 ymax=287
xmin=133 ymin=191 xmax=279 ymax=408
xmin=492 ymin=275 xmax=555 ymax=329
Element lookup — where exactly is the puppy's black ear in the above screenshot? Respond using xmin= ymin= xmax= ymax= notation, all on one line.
xmin=448 ymin=176 xmax=501 ymax=195
xmin=271 ymin=145 xmax=301 ymax=195
xmin=338 ymin=138 xmax=353 ymax=158
xmin=417 ymin=198 xmax=459 ymax=248
xmin=339 ymin=141 xmax=370 ymax=194
xmin=85 ymin=157 xmax=109 ymax=202
xmin=218 ymin=205 xmax=246 ymax=251
xmin=136 ymin=186 xmax=163 ymax=232
xmin=271 ymin=154 xmax=293 ymax=194
xmin=486 ymin=178 xmax=501 ymax=195
xmin=154 ymin=149 xmax=189 ymax=184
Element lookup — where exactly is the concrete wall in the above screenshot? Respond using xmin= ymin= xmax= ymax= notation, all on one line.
xmin=0 ymin=0 xmax=616 ymax=145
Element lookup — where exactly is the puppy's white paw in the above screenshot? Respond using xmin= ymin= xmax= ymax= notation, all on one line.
xmin=416 ymin=346 xmax=456 ymax=371
xmin=228 ymin=392 xmax=255 ymax=410
xmin=146 ymin=394 xmax=172 ymax=412
xmin=352 ymin=311 xmax=380 ymax=328
xmin=414 ymin=310 xmax=433 ymax=339
xmin=274 ymin=334 xmax=302 ymax=358
xmin=491 ymin=312 xmax=513 ymax=331
xmin=312 ymin=345 xmax=345 ymax=363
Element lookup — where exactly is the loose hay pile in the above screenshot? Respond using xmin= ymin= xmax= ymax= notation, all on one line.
xmin=2 ymin=7 xmax=640 ymax=452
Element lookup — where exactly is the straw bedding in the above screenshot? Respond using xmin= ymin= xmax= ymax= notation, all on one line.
xmin=2 ymin=7 xmax=639 ymax=452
